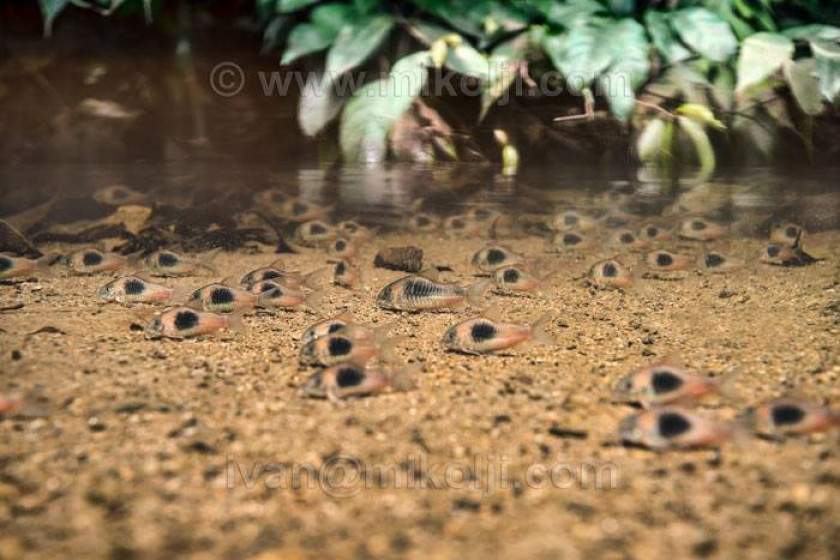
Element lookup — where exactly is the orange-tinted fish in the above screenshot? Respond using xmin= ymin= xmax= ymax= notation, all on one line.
xmin=443 ymin=215 xmax=482 ymax=237
xmin=97 ymin=276 xmax=174 ymax=305
xmin=337 ymin=220 xmax=376 ymax=241
xmin=327 ymin=237 xmax=361 ymax=262
xmin=144 ymin=250 xmax=219 ymax=277
xmin=60 ymin=249 xmax=138 ymax=275
xmin=254 ymin=281 xmax=324 ymax=312
xmin=301 ymin=362 xmax=420 ymax=401
xmin=93 ymin=185 xmax=150 ymax=206
xmin=185 ymin=282 xmax=258 ymax=313
xmin=300 ymin=312 xmax=383 ymax=346
xmin=376 ymin=271 xmax=491 ymax=312
xmin=146 ymin=307 xmax=244 ymax=338
xmin=769 ymin=222 xmax=804 ymax=247
xmin=696 ymin=252 xmax=744 ymax=273
xmin=678 ymin=217 xmax=729 ymax=241
xmin=607 ymin=229 xmax=651 ymax=251
xmin=240 ymin=261 xmax=324 ymax=291
xmin=442 ymin=308 xmax=552 ymax=354
xmin=618 ymin=407 xmax=736 ymax=451
xmin=299 ymin=331 xmax=398 ymax=367
xmin=638 ymin=222 xmax=672 ymax=243
xmin=405 ymin=212 xmax=440 ymax=232
xmin=587 ymin=259 xmax=633 ymax=290
xmin=492 ymin=266 xmax=551 ymax=296
xmin=741 ymin=398 xmax=840 ymax=438
xmin=645 ymin=250 xmax=694 ymax=271
xmin=331 ymin=260 xmax=363 ymax=289
xmin=550 ymin=230 xmax=595 ymax=251
xmin=613 ymin=363 xmax=736 ymax=408
xmin=472 ymin=246 xmax=526 ymax=273
xmin=760 ymin=244 xmax=820 ymax=267
xmin=295 ymin=220 xmax=338 ymax=246
xmin=0 ymin=253 xmax=53 ymax=280
xmin=551 ymin=210 xmax=598 ymax=232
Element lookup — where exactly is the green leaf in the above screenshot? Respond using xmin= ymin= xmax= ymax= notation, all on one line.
xmin=446 ymin=43 xmax=490 ymax=79
xmin=277 ymin=0 xmax=321 ymax=13
xmin=299 ymin=74 xmax=347 ymax=137
xmin=636 ymin=117 xmax=667 ymax=162
xmin=310 ymin=3 xmax=355 ymax=35
xmin=407 ymin=21 xmax=451 ymax=46
xmin=480 ymin=35 xmax=530 ymax=121
xmin=678 ymin=116 xmax=716 ymax=174
xmin=281 ymin=24 xmax=334 ymax=65
xmin=531 ymin=0 xmax=605 ymax=28
xmin=606 ymin=0 xmax=635 ymax=17
xmin=599 ymin=19 xmax=649 ymax=122
xmin=38 ymin=0 xmax=69 ymax=37
xmin=735 ymin=32 xmax=794 ymax=93
xmin=783 ymin=58 xmax=823 ymax=116
xmin=340 ymin=51 xmax=431 ymax=163
xmin=326 ymin=15 xmax=395 ymax=76
xmin=542 ymin=25 xmax=612 ymax=93
xmin=812 ymin=40 xmax=840 ymax=103
xmin=671 ymin=8 xmax=738 ymax=62
xmin=783 ymin=25 xmax=840 ymax=41
xmin=645 ymin=11 xmax=692 ymax=64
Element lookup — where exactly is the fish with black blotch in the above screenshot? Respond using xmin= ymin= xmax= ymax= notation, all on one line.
xmin=769 ymin=222 xmax=804 ymax=247
xmin=492 ymin=266 xmax=553 ymax=296
xmin=0 ymin=253 xmax=55 ymax=280
xmin=337 ymin=220 xmax=376 ymax=241
xmin=331 ymin=260 xmax=363 ymax=290
xmin=586 ymin=258 xmax=633 ymax=290
xmin=618 ymin=406 xmax=737 ymax=451
xmin=550 ymin=230 xmax=595 ymax=252
xmin=184 ymin=281 xmax=259 ymax=313
xmin=295 ymin=220 xmax=338 ymax=247
xmin=376 ymin=270 xmax=491 ymax=312
xmin=613 ymin=362 xmax=737 ymax=408
xmin=97 ymin=276 xmax=174 ymax=305
xmin=740 ymin=398 xmax=840 ymax=439
xmin=254 ymin=280 xmax=325 ymax=312
xmin=637 ymin=222 xmax=672 ymax=243
xmin=645 ymin=250 xmax=694 ymax=272
xmin=301 ymin=362 xmax=421 ymax=401
xmin=327 ymin=237 xmax=361 ymax=262
xmin=472 ymin=245 xmax=526 ymax=273
xmin=696 ymin=252 xmax=744 ymax=273
xmin=144 ymin=249 xmax=220 ymax=277
xmin=300 ymin=312 xmax=384 ymax=346
xmin=443 ymin=215 xmax=483 ymax=237
xmin=240 ymin=261 xmax=325 ymax=291
xmin=145 ymin=306 xmax=244 ymax=338
xmin=606 ymin=229 xmax=651 ymax=251
xmin=760 ymin=244 xmax=821 ymax=267
xmin=299 ymin=330 xmax=400 ymax=367
xmin=59 ymin=249 xmax=139 ymax=275
xmin=405 ymin=212 xmax=440 ymax=232
xmin=678 ymin=217 xmax=729 ymax=241
xmin=93 ymin=185 xmax=151 ymax=206
xmin=441 ymin=306 xmax=553 ymax=354
xmin=551 ymin=210 xmax=598 ymax=232
xmin=255 ymin=192 xmax=332 ymax=222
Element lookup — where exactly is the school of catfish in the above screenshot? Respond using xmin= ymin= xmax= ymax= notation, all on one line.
xmin=1 ymin=185 xmax=836 ymax=453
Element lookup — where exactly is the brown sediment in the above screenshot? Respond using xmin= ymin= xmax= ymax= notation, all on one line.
xmin=0 ymin=229 xmax=839 ymax=559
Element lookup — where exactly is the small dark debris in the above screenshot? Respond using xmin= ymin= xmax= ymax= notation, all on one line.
xmin=115 ymin=402 xmax=147 ymax=414
xmin=203 ymin=465 xmax=222 ymax=481
xmin=88 ymin=418 xmax=107 ymax=432
xmin=129 ymin=323 xmax=145 ymax=332
xmin=27 ymin=326 xmax=66 ymax=336
xmin=11 ymin=350 xmax=22 ymax=361
xmin=566 ymin=501 xmax=596 ymax=520
xmin=493 ymin=414 xmax=511 ymax=424
xmin=186 ymin=441 xmax=217 ymax=454
xmin=452 ymin=497 xmax=481 ymax=512
xmin=0 ymin=303 xmax=25 ymax=313
xmin=692 ymin=538 xmax=718 ymax=557
xmin=374 ymin=246 xmax=423 ymax=272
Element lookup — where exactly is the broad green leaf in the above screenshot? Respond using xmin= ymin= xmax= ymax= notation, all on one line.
xmin=678 ymin=116 xmax=715 ymax=174
xmin=677 ymin=103 xmax=726 ymax=130
xmin=542 ymin=25 xmax=612 ymax=93
xmin=38 ymin=0 xmax=69 ymax=37
xmin=277 ymin=0 xmax=320 ymax=13
xmin=645 ymin=11 xmax=692 ymax=64
xmin=783 ymin=25 xmax=840 ymax=41
xmin=606 ymin=0 xmax=635 ymax=17
xmin=671 ymin=8 xmax=738 ymax=62
xmin=783 ymin=58 xmax=823 ymax=116
xmin=636 ymin=117 xmax=666 ymax=162
xmin=811 ymin=40 xmax=840 ymax=103
xmin=310 ymin=3 xmax=355 ymax=35
xmin=599 ymin=19 xmax=649 ymax=122
xmin=735 ymin=32 xmax=793 ymax=93
xmin=446 ymin=43 xmax=490 ymax=79
xmin=326 ymin=15 xmax=395 ymax=76
xmin=257 ymin=0 xmax=279 ymax=19
xmin=480 ymin=35 xmax=530 ymax=121
xmin=262 ymin=15 xmax=290 ymax=54
xmin=281 ymin=24 xmax=333 ymax=65
xmin=353 ymin=0 xmax=379 ymax=14
xmin=340 ymin=51 xmax=431 ymax=163
xmin=408 ymin=21 xmax=451 ymax=46
xmin=531 ymin=0 xmax=605 ymax=28
xmin=298 ymin=74 xmax=347 ymax=137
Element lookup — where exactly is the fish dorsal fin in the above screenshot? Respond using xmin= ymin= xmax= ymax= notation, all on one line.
xmin=653 ymin=352 xmax=687 ymax=372
xmin=418 ymin=268 xmax=440 ymax=282
xmin=480 ymin=304 xmax=502 ymax=322
xmin=268 ymin=258 xmax=284 ymax=269
xmin=333 ymin=311 xmax=355 ymax=323
xmin=219 ymin=276 xmax=236 ymax=287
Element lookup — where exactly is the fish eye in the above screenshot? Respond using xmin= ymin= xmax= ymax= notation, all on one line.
xmin=767 ymin=246 xmax=780 ymax=257
xmin=705 ymin=253 xmax=724 ymax=268
xmin=691 ymin=220 xmax=707 ymax=231
xmin=149 ymin=317 xmax=162 ymax=331
xmin=655 ymin=253 xmax=673 ymax=267
xmin=378 ymin=285 xmax=392 ymax=301
xmin=784 ymin=226 xmax=798 ymax=238
xmin=646 ymin=226 xmax=658 ymax=237
xmin=416 ymin=215 xmax=429 ymax=226
xmin=335 ymin=240 xmax=346 ymax=251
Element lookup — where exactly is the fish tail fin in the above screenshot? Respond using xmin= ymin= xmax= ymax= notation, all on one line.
xmin=529 ymin=313 xmax=554 ymax=346
xmin=717 ymin=373 xmax=740 ymax=402
xmin=304 ymin=290 xmax=327 ymax=313
xmin=226 ymin=309 xmax=247 ymax=334
xmin=35 ymin=253 xmax=59 ymax=277
xmin=124 ymin=250 xmax=145 ymax=268
xmin=170 ymin=286 xmax=196 ymax=306
xmin=376 ymin=337 xmax=404 ymax=365
xmin=389 ymin=362 xmax=424 ymax=392
xmin=466 ymin=279 xmax=492 ymax=308
xmin=303 ymin=267 xmax=328 ymax=290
